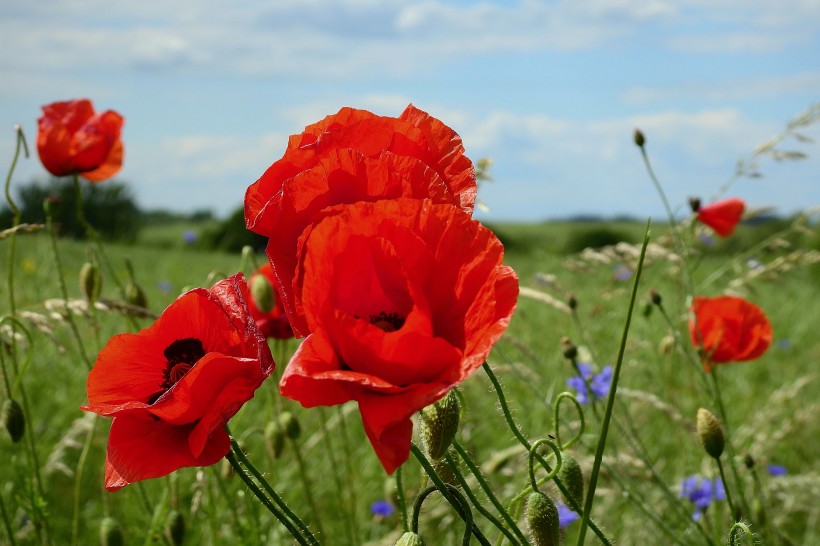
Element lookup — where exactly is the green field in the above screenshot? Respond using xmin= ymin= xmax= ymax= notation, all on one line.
xmin=2 ymin=219 xmax=818 ymax=545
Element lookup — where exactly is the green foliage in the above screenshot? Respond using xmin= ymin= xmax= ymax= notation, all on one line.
xmin=562 ymin=225 xmax=637 ymax=254
xmin=198 ymin=205 xmax=267 ymax=252
xmin=0 ymin=177 xmax=140 ymax=242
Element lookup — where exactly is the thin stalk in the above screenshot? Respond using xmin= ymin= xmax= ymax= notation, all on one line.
xmin=576 ymin=221 xmax=650 ymax=546
xmin=70 ymin=414 xmax=99 ymax=546
xmin=716 ymin=458 xmax=738 ymax=521
xmin=316 ymin=407 xmax=354 ymax=545
xmin=212 ymin=465 xmax=251 ymax=543
xmin=0 ymin=491 xmax=16 ymax=546
xmin=286 ymin=435 xmax=325 ymax=538
xmin=225 ymin=449 xmax=312 ymax=546
xmin=396 ymin=464 xmax=409 ymax=532
xmin=444 ymin=452 xmax=523 ymax=546
xmin=228 ymin=435 xmax=320 ymax=546
xmin=451 ymin=440 xmax=528 ymax=545
xmin=481 ymin=361 xmax=612 ymax=546
xmin=335 ymin=406 xmax=361 ymax=539
xmin=410 ymin=444 xmax=492 ymax=546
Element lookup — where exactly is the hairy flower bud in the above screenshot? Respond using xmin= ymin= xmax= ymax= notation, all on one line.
xmin=2 ymin=398 xmax=25 ymax=443
xmin=264 ymin=420 xmax=286 ymax=458
xmin=126 ymin=281 xmax=148 ymax=309
xmin=278 ymin=411 xmax=301 ymax=440
xmin=557 ymin=453 xmax=585 ymax=506
xmin=250 ymin=273 xmax=275 ymax=314
xmin=164 ymin=510 xmax=186 ymax=546
xmin=696 ymin=408 xmax=725 ymax=459
xmin=633 ymin=129 xmax=646 ymax=148
xmin=526 ymin=492 xmax=559 ymax=546
xmin=420 ymin=390 xmax=461 ymax=460
xmin=395 ymin=531 xmax=426 ymax=546
xmin=79 ymin=262 xmax=102 ymax=302
xmin=100 ymin=517 xmax=124 ymax=546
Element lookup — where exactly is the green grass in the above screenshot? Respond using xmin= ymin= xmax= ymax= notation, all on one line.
xmin=2 ymin=221 xmax=818 ymax=545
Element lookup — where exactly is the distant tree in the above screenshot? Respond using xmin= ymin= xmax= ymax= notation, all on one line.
xmin=198 ymin=205 xmax=267 ymax=253
xmin=0 ymin=178 xmax=141 ymax=242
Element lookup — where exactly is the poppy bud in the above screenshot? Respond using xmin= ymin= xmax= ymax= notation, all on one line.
xmin=100 ymin=517 xmax=124 ymax=546
xmin=566 ymin=293 xmax=577 ymax=310
xmin=526 ymin=492 xmax=559 ymax=546
xmin=419 ymin=390 xmax=461 ymax=460
xmin=395 ymin=531 xmax=426 ymax=546
xmin=250 ymin=273 xmax=275 ymax=314
xmin=696 ymin=408 xmax=725 ymax=459
xmin=43 ymin=196 xmax=62 ymax=218
xmin=659 ymin=335 xmax=675 ymax=356
xmin=430 ymin=453 xmax=458 ymax=486
xmin=561 ymin=338 xmax=578 ymax=361
xmin=689 ymin=197 xmax=701 ymax=213
xmin=633 ymin=129 xmax=646 ymax=148
xmin=641 ymin=302 xmax=653 ymax=318
xmin=79 ymin=262 xmax=102 ymax=302
xmin=264 ymin=420 xmax=286 ymax=458
xmin=126 ymin=281 xmax=148 ymax=309
xmin=649 ymin=288 xmax=662 ymax=306
xmin=164 ymin=510 xmax=185 ymax=546
xmin=278 ymin=411 xmax=301 ymax=440
xmin=2 ymin=398 xmax=25 ymax=443
xmin=743 ymin=454 xmax=755 ymax=469
xmin=557 ymin=453 xmax=584 ymax=506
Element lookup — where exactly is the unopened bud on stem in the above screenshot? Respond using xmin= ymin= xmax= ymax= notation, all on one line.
xmin=696 ymin=408 xmax=725 ymax=459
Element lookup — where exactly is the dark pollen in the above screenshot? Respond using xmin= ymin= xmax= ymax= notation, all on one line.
xmin=159 ymin=337 xmax=205 ymax=391
xmin=369 ymin=311 xmax=405 ymax=333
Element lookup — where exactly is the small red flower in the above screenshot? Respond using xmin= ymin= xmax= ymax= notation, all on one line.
xmin=244 ymin=105 xmax=476 ymax=336
xmin=248 ymin=263 xmax=294 ymax=339
xmin=83 ymin=274 xmax=274 ymax=490
xmin=37 ymin=99 xmax=124 ymax=182
xmin=280 ymin=199 xmax=518 ymax=473
xmin=689 ymin=295 xmax=772 ymax=371
xmin=696 ymin=198 xmax=745 ymax=237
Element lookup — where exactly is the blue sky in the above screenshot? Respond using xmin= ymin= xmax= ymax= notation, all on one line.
xmin=2 ymin=0 xmax=818 ymax=221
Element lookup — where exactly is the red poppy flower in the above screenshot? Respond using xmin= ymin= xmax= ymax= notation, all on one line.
xmin=248 ymin=262 xmax=294 ymax=339
xmin=244 ymin=105 xmax=476 ymax=336
xmin=696 ymin=198 xmax=745 ymax=237
xmin=82 ymin=274 xmax=274 ymax=491
xmin=37 ymin=99 xmax=124 ymax=182
xmin=279 ymin=199 xmax=518 ymax=473
xmin=689 ymin=295 xmax=772 ymax=371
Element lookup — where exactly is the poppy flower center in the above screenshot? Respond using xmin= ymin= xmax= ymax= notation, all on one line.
xmin=160 ymin=338 xmax=205 ymax=390
xmin=369 ymin=311 xmax=405 ymax=333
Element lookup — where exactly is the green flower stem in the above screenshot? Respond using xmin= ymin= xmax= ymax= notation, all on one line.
xmin=46 ymin=208 xmax=93 ymax=370
xmin=286 ymin=435 xmax=325 ymax=538
xmin=316 ymin=406 xmax=355 ymax=545
xmin=716 ymin=458 xmax=738 ymax=521
xmin=444 ymin=450 xmax=525 ymax=546
xmin=70 ymin=414 xmax=99 ymax=546
xmin=412 ymin=484 xmax=478 ymax=546
xmin=396 ymin=463 xmax=409 ymax=532
xmin=0 ymin=490 xmax=16 ymax=546
xmin=227 ymin=434 xmax=320 ymax=546
xmin=708 ymin=370 xmax=750 ymax=520
xmin=225 ymin=447 xmax=314 ymax=546
xmin=212 ymin=465 xmax=251 ymax=543
xmin=334 ymin=405 xmax=361 ymax=540
xmin=481 ymin=361 xmax=613 ymax=546
xmin=749 ymin=466 xmax=783 ymax=546
xmin=575 ymin=222 xmax=649 ymax=546
xmin=410 ymin=444 xmax=492 ymax=546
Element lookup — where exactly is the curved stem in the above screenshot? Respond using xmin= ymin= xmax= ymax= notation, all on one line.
xmin=70 ymin=414 xmax=99 ymax=546
xmin=412 ymin=483 xmax=477 ymax=546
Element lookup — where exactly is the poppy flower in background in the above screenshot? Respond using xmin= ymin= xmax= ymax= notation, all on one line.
xmin=695 ymin=198 xmax=745 ymax=237
xmin=689 ymin=295 xmax=772 ymax=371
xmin=280 ymin=198 xmax=518 ymax=473
xmin=244 ymin=105 xmax=477 ymax=336
xmin=83 ymin=274 xmax=274 ymax=491
xmin=248 ymin=262 xmax=294 ymax=340
xmin=37 ymin=99 xmax=124 ymax=182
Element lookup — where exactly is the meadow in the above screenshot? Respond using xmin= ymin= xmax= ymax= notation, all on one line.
xmin=2 ymin=212 xmax=818 ymax=545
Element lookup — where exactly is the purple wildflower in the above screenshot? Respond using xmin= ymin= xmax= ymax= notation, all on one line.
xmin=680 ymin=476 xmax=725 ymax=521
xmin=698 ymin=233 xmax=715 ymax=247
xmin=777 ymin=339 xmax=791 ymax=350
xmin=157 ymin=280 xmax=172 ymax=294
xmin=566 ymin=363 xmax=612 ymax=404
xmin=613 ymin=264 xmax=633 ymax=281
xmin=370 ymin=500 xmax=395 ymax=518
xmin=183 ymin=230 xmax=198 ymax=245
xmin=767 ymin=464 xmax=787 ymax=477
xmin=557 ymin=504 xmax=579 ymax=528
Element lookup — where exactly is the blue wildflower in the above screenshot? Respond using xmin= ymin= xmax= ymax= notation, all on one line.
xmin=680 ymin=476 xmax=725 ymax=521
xmin=183 ymin=230 xmax=198 ymax=245
xmin=157 ymin=280 xmax=173 ymax=294
xmin=613 ymin=264 xmax=633 ymax=281
xmin=777 ymin=339 xmax=791 ymax=350
xmin=370 ymin=500 xmax=395 ymax=518
xmin=698 ymin=233 xmax=715 ymax=247
xmin=767 ymin=464 xmax=787 ymax=477
xmin=566 ymin=363 xmax=612 ymax=404
xmin=556 ymin=503 xmax=579 ymax=528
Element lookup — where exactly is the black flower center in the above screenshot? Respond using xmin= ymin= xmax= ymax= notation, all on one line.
xmin=147 ymin=338 xmax=205 ymax=404
xmin=369 ymin=311 xmax=405 ymax=333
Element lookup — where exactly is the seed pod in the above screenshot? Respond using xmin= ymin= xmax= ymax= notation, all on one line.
xmin=2 ymin=398 xmax=25 ymax=443
xmin=395 ymin=531 xmax=426 ymax=546
xmin=264 ymin=420 xmax=286 ymax=458
xmin=126 ymin=281 xmax=148 ymax=309
xmin=696 ymin=408 xmax=725 ymax=459
xmin=526 ymin=492 xmax=559 ymax=546
xmin=100 ymin=517 xmax=124 ymax=546
xmin=557 ymin=453 xmax=584 ymax=506
xmin=250 ymin=274 xmax=275 ymax=313
xmin=79 ymin=262 xmax=102 ymax=302
xmin=419 ymin=390 xmax=461 ymax=460
xmin=278 ymin=411 xmax=301 ymax=440
xmin=164 ymin=510 xmax=186 ymax=546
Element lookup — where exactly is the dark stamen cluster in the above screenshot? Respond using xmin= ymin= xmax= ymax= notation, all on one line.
xmin=160 ymin=337 xmax=206 ymax=391
xmin=369 ymin=311 xmax=405 ymax=333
